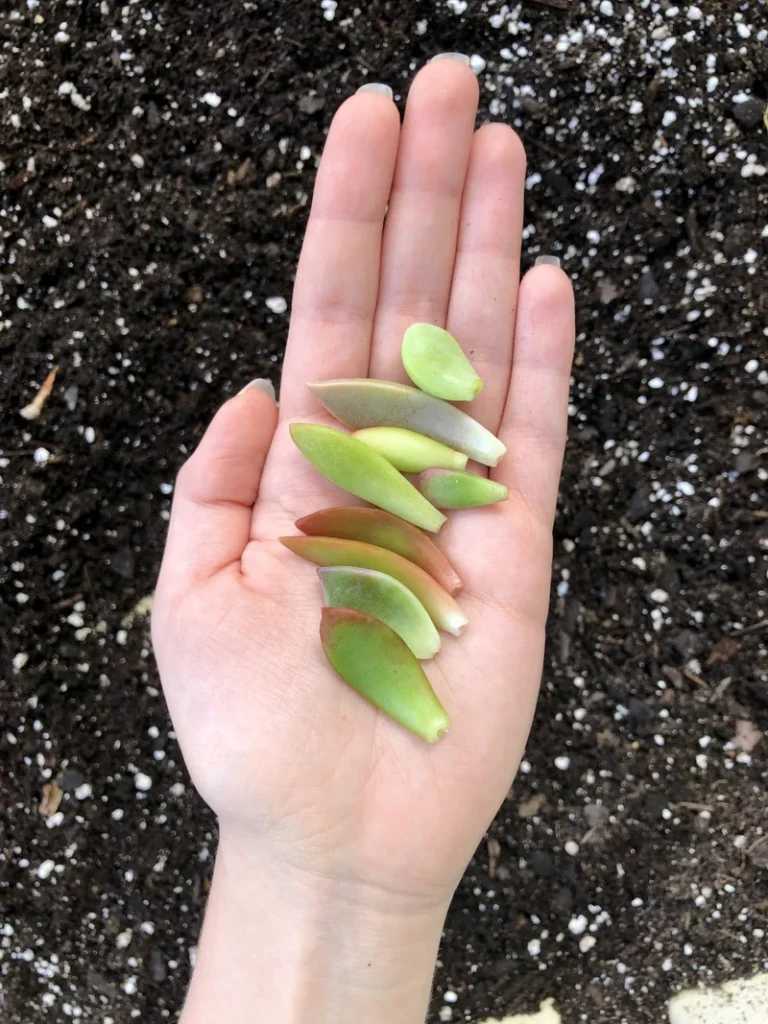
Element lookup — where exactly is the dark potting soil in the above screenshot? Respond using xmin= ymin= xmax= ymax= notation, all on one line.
xmin=1 ymin=1 xmax=766 ymax=1021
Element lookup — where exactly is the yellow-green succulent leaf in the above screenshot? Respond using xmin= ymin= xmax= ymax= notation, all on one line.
xmin=402 ymin=322 xmax=483 ymax=401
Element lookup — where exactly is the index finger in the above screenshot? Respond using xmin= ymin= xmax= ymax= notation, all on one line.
xmin=278 ymin=89 xmax=401 ymax=418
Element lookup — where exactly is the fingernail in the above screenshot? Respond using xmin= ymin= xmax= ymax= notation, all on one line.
xmin=238 ymin=378 xmax=276 ymax=401
xmin=357 ymin=83 xmax=394 ymax=100
xmin=429 ymin=53 xmax=470 ymax=65
xmin=535 ymin=255 xmax=562 ymax=268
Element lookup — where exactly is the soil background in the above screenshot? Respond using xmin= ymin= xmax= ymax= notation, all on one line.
xmin=2 ymin=1 xmax=767 ymax=1021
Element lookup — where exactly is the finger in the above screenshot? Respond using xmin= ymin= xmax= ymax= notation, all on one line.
xmin=369 ymin=58 xmax=479 ymax=382
xmin=158 ymin=383 xmax=278 ymax=592
xmin=279 ymin=89 xmax=401 ymax=418
xmin=445 ymin=123 xmax=526 ymax=432
xmin=493 ymin=265 xmax=575 ymax=523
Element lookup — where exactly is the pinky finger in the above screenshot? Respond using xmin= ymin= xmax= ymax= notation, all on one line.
xmin=493 ymin=264 xmax=575 ymax=525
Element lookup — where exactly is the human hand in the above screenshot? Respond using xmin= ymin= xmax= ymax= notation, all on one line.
xmin=152 ymin=57 xmax=574 ymax=1024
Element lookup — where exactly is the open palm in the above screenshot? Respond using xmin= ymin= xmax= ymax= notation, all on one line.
xmin=152 ymin=60 xmax=574 ymax=906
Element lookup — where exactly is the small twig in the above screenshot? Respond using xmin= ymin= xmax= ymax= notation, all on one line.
xmin=736 ymin=618 xmax=768 ymax=636
xmin=20 ymin=365 xmax=58 ymax=420
xmin=580 ymin=825 xmax=606 ymax=846
xmin=525 ymin=0 xmax=571 ymax=8
xmin=684 ymin=667 xmax=710 ymax=690
xmin=255 ymin=66 xmax=273 ymax=91
xmin=524 ymin=137 xmax=562 ymax=159
xmin=76 ymin=131 xmax=101 ymax=149
xmin=487 ymin=837 xmax=501 ymax=878
xmin=708 ymin=676 xmax=732 ymax=704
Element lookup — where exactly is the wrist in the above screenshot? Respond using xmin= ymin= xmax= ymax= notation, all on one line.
xmin=181 ymin=829 xmax=450 ymax=1024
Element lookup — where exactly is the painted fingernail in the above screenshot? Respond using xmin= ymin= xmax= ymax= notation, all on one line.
xmin=238 ymin=378 xmax=276 ymax=400
xmin=535 ymin=255 xmax=562 ymax=268
xmin=357 ymin=83 xmax=394 ymax=100
xmin=429 ymin=53 xmax=470 ymax=65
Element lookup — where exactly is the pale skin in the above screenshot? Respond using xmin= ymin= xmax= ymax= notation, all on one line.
xmin=152 ymin=57 xmax=575 ymax=1023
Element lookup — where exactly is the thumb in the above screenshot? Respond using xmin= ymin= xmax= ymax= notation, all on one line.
xmin=158 ymin=379 xmax=278 ymax=592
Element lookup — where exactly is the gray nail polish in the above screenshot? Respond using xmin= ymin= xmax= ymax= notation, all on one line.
xmin=429 ymin=53 xmax=471 ymax=65
xmin=238 ymin=378 xmax=276 ymax=401
xmin=357 ymin=83 xmax=394 ymax=100
xmin=535 ymin=255 xmax=562 ymax=268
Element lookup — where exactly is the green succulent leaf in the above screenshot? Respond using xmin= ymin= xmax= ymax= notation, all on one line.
xmin=295 ymin=506 xmax=462 ymax=595
xmin=289 ymin=423 xmax=445 ymax=533
xmin=320 ymin=607 xmax=450 ymax=744
xmin=318 ymin=566 xmax=440 ymax=660
xmin=308 ymin=379 xmax=506 ymax=467
xmin=416 ymin=470 xmax=509 ymax=509
xmin=401 ymin=322 xmax=483 ymax=402
xmin=353 ymin=427 xmax=468 ymax=473
xmin=280 ymin=535 xmax=468 ymax=636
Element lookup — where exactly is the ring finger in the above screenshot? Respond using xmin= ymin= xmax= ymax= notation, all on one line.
xmin=445 ymin=123 xmax=526 ymax=433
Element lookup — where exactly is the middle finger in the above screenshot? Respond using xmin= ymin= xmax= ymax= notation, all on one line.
xmin=368 ymin=57 xmax=479 ymax=382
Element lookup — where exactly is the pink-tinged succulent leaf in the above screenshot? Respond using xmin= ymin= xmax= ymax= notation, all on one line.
xmin=318 ymin=566 xmax=440 ymax=661
xmin=416 ymin=469 xmax=509 ymax=509
xmin=289 ymin=423 xmax=445 ymax=534
xmin=320 ymin=607 xmax=450 ymax=744
xmin=308 ymin=379 xmax=506 ymax=468
xmin=401 ymin=323 xmax=483 ymax=402
xmin=353 ymin=427 xmax=468 ymax=473
xmin=295 ymin=507 xmax=463 ymax=595
xmin=280 ymin=535 xmax=468 ymax=636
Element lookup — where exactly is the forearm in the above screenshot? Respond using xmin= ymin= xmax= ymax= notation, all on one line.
xmin=181 ymin=833 xmax=449 ymax=1024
